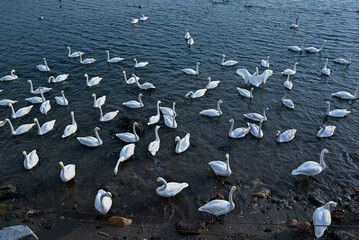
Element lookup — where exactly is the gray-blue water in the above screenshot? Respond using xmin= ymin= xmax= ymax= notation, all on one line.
xmin=0 ymin=0 xmax=359 ymax=236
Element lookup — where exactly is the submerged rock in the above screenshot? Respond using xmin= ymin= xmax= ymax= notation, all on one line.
xmin=176 ymin=220 xmax=205 ymax=235
xmin=0 ymin=184 xmax=18 ymax=200
xmin=251 ymin=188 xmax=271 ymax=198
xmin=108 ymin=216 xmax=132 ymax=227
xmin=0 ymin=225 xmax=38 ymax=240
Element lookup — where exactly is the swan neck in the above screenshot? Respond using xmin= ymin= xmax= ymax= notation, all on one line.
xmin=40 ymin=90 xmax=45 ymax=101
xmin=95 ymin=129 xmax=102 ymax=143
xmin=123 ymin=72 xmax=127 ymax=82
xmin=71 ymin=113 xmax=76 ymax=125
xmin=319 ymin=41 xmax=326 ymax=51
xmin=99 ymin=106 xmax=104 ymax=119
xmin=196 ymin=64 xmax=199 ymax=74
xmin=6 ymin=119 xmax=15 ymax=134
xmin=85 ymin=75 xmax=89 ymax=85
xmin=93 ymin=95 xmax=97 ymax=105
xmin=319 ymin=151 xmax=326 ymax=168
xmin=263 ymin=109 xmax=267 ymax=119
xmin=221 ymin=55 xmax=225 ymax=64
xmin=133 ymin=123 xmax=138 ymax=138
xmin=155 ymin=127 xmax=160 ymax=141
xmin=326 ymin=102 xmax=330 ymax=114
xmin=301 ymin=41 xmax=304 ymax=50
xmin=156 ymin=102 xmax=160 ymax=115
xmin=349 ymin=54 xmax=352 ymax=62
xmin=138 ymin=95 xmax=143 ymax=105
xmin=158 ymin=179 xmax=167 ymax=191
xmin=217 ymin=101 xmax=222 ymax=114
xmin=259 ymin=121 xmax=263 ymax=131
xmin=229 ymin=121 xmax=234 ymax=136
xmin=324 ymin=59 xmax=328 ymax=68
xmin=172 ymin=103 xmax=176 ymax=115
xmin=354 ymin=87 xmax=359 ymax=98
xmin=229 ymin=188 xmax=235 ymax=208
xmin=106 ymin=51 xmax=110 ymax=61
xmin=10 ymin=105 xmax=15 ymax=117
xmin=226 ymin=156 xmax=230 ymax=172
xmin=35 ymin=121 xmax=41 ymax=134
xmin=293 ymin=63 xmax=297 ymax=71
xmin=44 ymin=59 xmax=48 ymax=68
xmin=67 ymin=47 xmax=71 ymax=55
xmin=28 ymin=81 xmax=34 ymax=92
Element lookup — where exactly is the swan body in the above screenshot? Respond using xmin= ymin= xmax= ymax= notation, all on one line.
xmin=59 ymin=161 xmax=76 ymax=182
xmin=248 ymin=121 xmax=264 ymax=138
xmin=84 ymin=74 xmax=102 ymax=87
xmin=148 ymin=126 xmax=160 ymax=156
xmin=182 ymin=62 xmax=200 ymax=75
xmin=206 ymin=77 xmax=220 ymax=89
xmin=325 ymin=101 xmax=350 ymax=117
xmin=305 ymin=40 xmax=327 ymax=53
xmin=98 ymin=105 xmax=119 ymax=122
xmin=282 ymin=95 xmax=294 ymax=109
xmin=282 ymin=62 xmax=298 ymax=75
xmin=228 ymin=119 xmax=250 ymax=138
xmin=131 ymin=18 xmax=139 ymax=24
xmin=122 ymin=71 xmax=139 ymax=84
xmin=187 ymin=38 xmax=194 ymax=46
xmin=317 ymin=125 xmax=336 ymax=138
xmin=25 ymin=88 xmax=46 ymax=103
xmin=290 ymin=17 xmax=299 ymax=29
xmin=105 ymin=50 xmax=124 ymax=63
xmin=0 ymin=70 xmax=18 ymax=81
xmin=261 ymin=56 xmax=270 ymax=68
xmin=140 ymin=14 xmax=148 ymax=21
xmin=48 ymin=74 xmax=69 ymax=83
xmin=236 ymin=68 xmax=273 ymax=87
xmin=159 ymin=102 xmax=175 ymax=117
xmin=9 ymin=103 xmax=33 ymax=119
xmin=237 ymin=87 xmax=253 ymax=98
xmin=209 ymin=154 xmax=231 ymax=176
xmin=23 ymin=150 xmax=39 ymax=170
xmin=244 ymin=107 xmax=268 ymax=122
xmin=156 ymin=177 xmax=189 ymax=198
xmin=199 ymin=100 xmax=223 ymax=117
xmin=185 ymin=29 xmax=191 ymax=40
xmin=331 ymin=86 xmax=359 ymax=100
xmin=291 ymin=149 xmax=330 ymax=176
xmin=198 ymin=186 xmax=237 ymax=217
xmin=321 ymin=58 xmax=330 ymax=76
xmin=287 ymin=40 xmax=306 ymax=52
xmin=134 ymin=58 xmax=149 ymax=68
xmin=3 ymin=118 xmax=35 ymax=135
xmin=0 ymin=99 xmax=17 ymax=106
xmin=123 ymin=93 xmax=144 ymax=108
xmin=135 ymin=77 xmax=155 ymax=90
xmin=221 ymin=54 xmax=238 ymax=66
xmin=36 ymin=58 xmax=50 ymax=72
xmin=114 ymin=143 xmax=135 ymax=176
xmin=284 ymin=75 xmax=293 ymax=89
xmin=67 ymin=47 xmax=84 ymax=58
xmin=277 ymin=129 xmax=297 ymax=142
xmin=62 ymin=111 xmax=77 ymax=138
xmin=77 ymin=127 xmax=103 ymax=147
xmin=95 ymin=189 xmax=112 ymax=214
xmin=91 ymin=93 xmax=106 ymax=108
xmin=334 ymin=54 xmax=353 ymax=64
xmin=116 ymin=122 xmax=139 ymax=143
xmin=55 ymin=90 xmax=68 ymax=106
xmin=79 ymin=54 xmax=96 ymax=64
xmin=40 ymin=100 xmax=51 ymax=115
xmin=313 ymin=201 xmax=337 ymax=238
xmin=164 ymin=114 xmax=177 ymax=129
xmin=184 ymin=89 xmax=207 ymax=99
xmin=175 ymin=133 xmax=190 ymax=153
xmin=148 ymin=100 xmax=162 ymax=125
xmin=34 ymin=118 xmax=56 ymax=135
xmin=27 ymin=80 xmax=52 ymax=94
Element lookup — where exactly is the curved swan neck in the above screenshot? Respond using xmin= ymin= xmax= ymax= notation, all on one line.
xmin=85 ymin=75 xmax=89 ymax=84
xmin=28 ymin=81 xmax=34 ymax=92
xmin=196 ymin=64 xmax=199 ymax=74
xmin=5 ymin=119 xmax=15 ymax=134
xmin=92 ymin=94 xmax=97 ymax=105
xmin=138 ymin=94 xmax=143 ymax=105
xmin=61 ymin=91 xmax=66 ymax=99
xmin=67 ymin=47 xmax=71 ymax=55
xmin=132 ymin=123 xmax=138 ymax=137
xmin=217 ymin=101 xmax=222 ymax=114
xmin=348 ymin=54 xmax=353 ymax=63
xmin=226 ymin=156 xmax=230 ymax=172
xmin=44 ymin=59 xmax=48 ymax=68
xmin=319 ymin=151 xmax=326 ymax=168
xmin=326 ymin=102 xmax=331 ymax=114
xmin=259 ymin=121 xmax=263 ymax=131
xmin=221 ymin=55 xmax=225 ymax=64
xmin=79 ymin=54 xmax=83 ymax=62
xmin=263 ymin=108 xmax=267 ymax=119
xmin=71 ymin=112 xmax=76 ymax=125
xmin=98 ymin=106 xmax=104 ymax=119
xmin=114 ymin=159 xmax=121 ymax=175
xmin=319 ymin=41 xmax=326 ymax=51
xmin=123 ymin=72 xmax=128 ymax=83
xmin=301 ymin=41 xmax=304 ymax=50
xmin=135 ymin=79 xmax=141 ymax=87
xmin=229 ymin=187 xmax=235 ymax=208
xmin=106 ymin=51 xmax=110 ymax=61
xmin=229 ymin=120 xmax=234 ymax=136
xmin=293 ymin=63 xmax=297 ymax=71
xmin=95 ymin=129 xmax=102 ymax=143
xmin=35 ymin=120 xmax=41 ymax=134
xmin=155 ymin=127 xmax=160 ymax=141
xmin=100 ymin=193 xmax=109 ymax=205
xmin=9 ymin=105 xmax=16 ymax=117
xmin=158 ymin=178 xmax=167 ymax=191
xmin=134 ymin=59 xmax=138 ymax=64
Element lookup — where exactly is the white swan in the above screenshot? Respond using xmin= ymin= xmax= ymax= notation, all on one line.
xmin=331 ymin=86 xmax=359 ymax=100
xmin=277 ymin=129 xmax=297 ymax=142
xmin=148 ymin=100 xmax=161 ymax=125
xmin=0 ymin=70 xmax=18 ymax=81
xmin=148 ymin=126 xmax=160 ymax=156
xmin=187 ymin=38 xmax=194 ymax=46
xmin=206 ymin=77 xmax=220 ymax=89
xmin=244 ymin=107 xmax=268 ymax=122
xmin=55 ymin=90 xmax=68 ymax=106
xmin=34 ymin=118 xmax=56 ymax=135
xmin=305 ymin=40 xmax=327 ymax=53
xmin=48 ymin=74 xmax=69 ymax=84
xmin=23 ymin=150 xmax=39 ymax=170
xmin=114 ymin=143 xmax=135 ymax=176
xmin=282 ymin=94 xmax=294 ymax=109
xmin=175 ymin=133 xmax=190 ymax=153
xmin=209 ymin=154 xmax=231 ymax=176
xmin=291 ymin=149 xmax=330 ymax=176
xmin=237 ymin=87 xmax=253 ymax=98
xmin=198 ymin=186 xmax=237 ymax=217
xmin=228 ymin=119 xmax=250 ymax=138
xmin=140 ymin=14 xmax=148 ymax=21
xmin=321 ymin=58 xmax=330 ymax=76
xmin=116 ymin=122 xmax=139 ymax=143
xmin=40 ymin=100 xmax=51 ymax=115
xmin=185 ymin=29 xmax=191 ymax=40
xmin=59 ymin=161 xmax=76 ymax=182
xmin=131 ymin=18 xmax=139 ymax=24
xmin=25 ymin=87 xmax=46 ymax=104
xmin=79 ymin=54 xmax=96 ymax=64
xmin=84 ymin=74 xmax=102 ymax=87
xmin=3 ymin=118 xmax=35 ymax=135
xmin=134 ymin=58 xmax=149 ymax=68
xmin=62 ymin=111 xmax=77 ymax=138
xmin=77 ymin=127 xmax=103 ymax=147
xmin=36 ymin=58 xmax=50 ymax=72
xmin=248 ymin=120 xmax=264 ymax=138
xmin=182 ymin=62 xmax=200 ymax=75
xmin=91 ymin=93 xmax=106 ymax=108
xmin=290 ymin=17 xmax=299 ymax=29
xmin=221 ymin=54 xmax=238 ymax=66
xmin=160 ymin=102 xmax=175 ymax=116
xmin=67 ymin=47 xmax=84 ymax=58
xmin=0 ymin=99 xmax=17 ymax=106
xmin=317 ymin=125 xmax=336 ymax=138
xmin=313 ymin=201 xmax=337 ymax=238
xmin=98 ymin=105 xmax=119 ymax=122
xmin=200 ymin=100 xmax=223 ymax=117
xmin=95 ymin=189 xmax=112 ymax=214
xmin=334 ymin=53 xmax=353 ymax=65
xmin=164 ymin=114 xmax=177 ymax=128
xmin=122 ymin=71 xmax=139 ymax=84
xmin=236 ymin=68 xmax=273 ymax=87
xmin=282 ymin=62 xmax=298 ymax=75
xmin=123 ymin=93 xmax=144 ymax=108
xmin=184 ymin=89 xmax=207 ymax=99
xmin=325 ymin=101 xmax=350 ymax=117
xmin=105 ymin=50 xmax=124 ymax=63
xmin=156 ymin=177 xmax=189 ymax=197
xmin=283 ymin=75 xmax=293 ymax=90
xmin=135 ymin=77 xmax=155 ymax=90
xmin=261 ymin=56 xmax=270 ymax=68
xmin=8 ymin=103 xmax=33 ymax=119
xmin=287 ymin=40 xmax=306 ymax=52
xmin=27 ymin=80 xmax=52 ymax=94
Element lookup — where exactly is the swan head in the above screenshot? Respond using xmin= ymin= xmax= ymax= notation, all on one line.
xmin=295 ymin=62 xmax=298 ymax=65
xmin=265 ymin=107 xmax=269 ymax=111
xmin=155 ymin=125 xmax=161 ymax=130
xmin=232 ymin=186 xmax=237 ymax=191
xmin=325 ymin=201 xmax=337 ymax=209
xmin=207 ymin=77 xmax=211 ymax=81
xmin=134 ymin=58 xmax=137 ymax=61
xmin=221 ymin=54 xmax=225 ymax=57
xmin=66 ymin=47 xmax=70 ymax=49
xmin=219 ymin=100 xmax=224 ymax=104
xmin=59 ymin=161 xmax=64 ymax=167
xmin=91 ymin=93 xmax=95 ymax=98
xmin=43 ymin=58 xmax=46 ymax=61
xmin=276 ymin=130 xmax=281 ymax=137
xmin=173 ymin=102 xmax=176 ymax=106
xmin=175 ymin=136 xmax=180 ymax=142
xmin=105 ymin=50 xmax=109 ymax=53
xmin=322 ymin=149 xmax=330 ymax=154
xmin=197 ymin=62 xmax=200 ymax=65
xmin=158 ymin=100 xmax=162 ymax=104
xmin=95 ymin=127 xmax=101 ymax=132
xmin=267 ymin=56 xmax=270 ymax=60
xmin=139 ymin=93 xmax=143 ymax=97
xmin=33 ymin=118 xmax=38 ymax=123
xmin=122 ymin=71 xmax=125 ymax=74
xmin=324 ymin=101 xmax=330 ymax=105
xmin=250 ymin=87 xmax=254 ymax=92
xmin=229 ymin=119 xmax=234 ymax=123
xmin=27 ymin=80 xmax=31 ymax=84
xmin=84 ymin=74 xmax=88 ymax=78
xmin=22 ymin=151 xmax=27 ymax=156
xmin=186 ymin=29 xmax=188 ymax=32
xmin=156 ymin=177 xmax=165 ymax=183
xmin=8 ymin=103 xmax=12 ymax=107
xmin=225 ymin=154 xmax=229 ymax=159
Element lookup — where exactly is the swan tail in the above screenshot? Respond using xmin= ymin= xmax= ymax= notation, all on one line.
xmin=291 ymin=169 xmax=300 ymax=175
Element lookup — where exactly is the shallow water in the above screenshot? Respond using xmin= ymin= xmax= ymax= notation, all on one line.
xmin=0 ymin=0 xmax=359 ymax=234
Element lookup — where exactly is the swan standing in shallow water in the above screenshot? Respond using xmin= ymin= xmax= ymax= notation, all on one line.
xmin=221 ymin=54 xmax=238 ymax=66
xmin=282 ymin=94 xmax=294 ymax=109
xmin=3 ymin=118 xmax=35 ymax=135
xmin=48 ymin=74 xmax=69 ymax=83
xmin=164 ymin=113 xmax=177 ymax=128
xmin=175 ymin=133 xmax=190 ymax=153
xmin=9 ymin=103 xmax=33 ymax=119
xmin=105 ymin=50 xmax=124 ymax=63
xmin=95 ymin=189 xmax=112 ymax=214
xmin=160 ymin=102 xmax=176 ymax=116
xmin=244 ymin=107 xmax=268 ymax=122
xmin=23 ymin=150 xmax=39 ymax=170
xmin=277 ymin=129 xmax=297 ymax=142
xmin=321 ymin=58 xmax=330 ymax=76
xmin=313 ymin=201 xmax=337 ymax=238
xmin=261 ymin=56 xmax=270 ymax=68
xmin=91 ymin=93 xmax=106 ymax=108
xmin=36 ymin=58 xmax=50 ymax=72
xmin=140 ymin=14 xmax=148 ymax=21
xmin=62 ymin=111 xmax=77 ymax=138
xmin=27 ymin=80 xmax=52 ymax=95
xmin=287 ymin=40 xmax=306 ymax=52
xmin=290 ymin=17 xmax=299 ymax=29
xmin=0 ymin=70 xmax=18 ymax=81
xmin=200 ymin=100 xmax=223 ymax=117
xmin=77 ymin=127 xmax=103 ymax=147
xmin=282 ymin=62 xmax=298 ymax=75
xmin=182 ymin=62 xmax=200 ymax=75
xmin=25 ymin=87 xmax=46 ymax=104
xmin=0 ymin=99 xmax=17 ymax=106
xmin=98 ymin=105 xmax=119 ymax=122
xmin=55 ymin=90 xmax=68 ymax=106
xmin=66 ymin=47 xmax=83 ymax=58
xmin=148 ymin=126 xmax=160 ymax=156
xmin=40 ymin=99 xmax=51 ymax=115
xmin=135 ymin=77 xmax=155 ymax=90
xmin=284 ymin=75 xmax=293 ymax=90
xmin=114 ymin=143 xmax=135 ymax=176
xmin=317 ymin=125 xmax=336 ymax=138
xmin=305 ymin=40 xmax=327 ymax=53
xmin=123 ymin=93 xmax=144 ymax=108
xmin=198 ymin=186 xmax=237 ymax=217
xmin=228 ymin=119 xmax=250 ymax=138
xmin=79 ymin=54 xmax=96 ymax=64
xmin=206 ymin=77 xmax=220 ymax=89
xmin=331 ymin=86 xmax=359 ymax=100
xmin=116 ymin=122 xmax=139 ymax=143
xmin=59 ymin=161 xmax=76 ymax=182
xmin=134 ymin=58 xmax=149 ymax=68
xmin=34 ymin=118 xmax=56 ymax=135
xmin=248 ymin=120 xmax=264 ymax=138
xmin=185 ymin=29 xmax=191 ymax=40
xmin=209 ymin=154 xmax=231 ymax=177
xmin=184 ymin=89 xmax=207 ymax=99
xmin=84 ymin=74 xmax=102 ymax=87
xmin=291 ymin=149 xmax=330 ymax=176
xmin=148 ymin=101 xmax=162 ymax=125
xmin=324 ymin=101 xmax=350 ymax=117
xmin=122 ymin=71 xmax=139 ymax=84
xmin=237 ymin=87 xmax=254 ymax=98
xmin=156 ymin=177 xmax=189 ymax=197
xmin=334 ymin=53 xmax=353 ymax=64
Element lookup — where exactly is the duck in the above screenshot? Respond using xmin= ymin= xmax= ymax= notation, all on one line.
xmin=0 ymin=99 xmax=17 ymax=106
xmin=48 ymin=74 xmax=69 ymax=83
xmin=334 ymin=53 xmax=353 ymax=65
xmin=140 ymin=14 xmax=148 ymax=21
xmin=290 ymin=17 xmax=299 ymax=29
xmin=148 ymin=126 xmax=161 ymax=156
xmin=84 ymin=74 xmax=102 ymax=87
xmin=281 ymin=62 xmax=298 ymax=75
xmin=206 ymin=77 xmax=220 ymax=89
xmin=23 ymin=150 xmax=39 ymax=170
xmin=123 ymin=93 xmax=144 ymax=108
xmin=8 ymin=103 xmax=33 ymax=119
xmin=131 ymin=18 xmax=139 ymax=24
xmin=282 ymin=94 xmax=294 ymax=109
xmin=116 ymin=122 xmax=139 ymax=143
xmin=313 ymin=201 xmax=337 ymax=238
xmin=77 ymin=127 xmax=103 ymax=147
xmin=25 ymin=88 xmax=46 ymax=104
xmin=324 ymin=101 xmax=350 ymax=117
xmin=148 ymin=100 xmax=161 ymax=125
xmin=66 ymin=47 xmax=84 ymax=58
xmin=200 ymin=100 xmax=223 ymax=117
xmin=91 ymin=93 xmax=106 ymax=108
xmin=98 ymin=105 xmax=119 ymax=122
xmin=236 ymin=68 xmax=273 ymax=87
xmin=134 ymin=58 xmax=149 ymax=68
xmin=317 ymin=125 xmax=336 ymax=138
xmin=198 ymin=186 xmax=237 ymax=217
xmin=287 ymin=40 xmax=306 ymax=52
xmin=164 ymin=113 xmax=177 ymax=129
xmin=305 ymin=40 xmax=327 ymax=53
xmin=94 ymin=189 xmax=112 ymax=214
xmin=114 ymin=143 xmax=135 ymax=176
xmin=184 ymin=29 xmax=191 ymax=40
xmin=277 ymin=129 xmax=297 ymax=142
xmin=135 ymin=77 xmax=155 ymax=90
xmin=331 ymin=86 xmax=359 ymax=100
xmin=55 ymin=90 xmax=68 ymax=106
xmin=244 ymin=107 xmax=268 ymax=122
xmin=261 ymin=56 xmax=270 ymax=68
xmin=105 ymin=50 xmax=124 ymax=63
xmin=283 ymin=75 xmax=293 ymax=89
xmin=79 ymin=54 xmax=96 ymax=64
xmin=187 ymin=38 xmax=194 ymax=46
xmin=59 ymin=161 xmax=76 ymax=182
xmin=248 ymin=120 xmax=264 ymax=138
xmin=40 ymin=100 xmax=51 ymax=115
xmin=36 ymin=58 xmax=50 ymax=72
xmin=228 ymin=119 xmax=250 ymax=138
xmin=160 ymin=102 xmax=175 ymax=116
xmin=0 ymin=70 xmax=18 ymax=81
xmin=34 ymin=118 xmax=56 ymax=135
xmin=175 ymin=133 xmax=190 ymax=153
xmin=27 ymin=80 xmax=52 ymax=94
xmin=209 ymin=154 xmax=231 ymax=176
xmin=321 ymin=58 xmax=330 ymax=76
xmin=221 ymin=54 xmax=238 ymax=66
xmin=237 ymin=87 xmax=254 ymax=98
xmin=122 ymin=71 xmax=139 ymax=84
xmin=156 ymin=177 xmax=189 ymax=197
xmin=3 ymin=118 xmax=35 ymax=135
xmin=291 ymin=149 xmax=330 ymax=176
xmin=182 ymin=62 xmax=200 ymax=75
xmin=184 ymin=89 xmax=207 ymax=99
xmin=62 ymin=111 xmax=77 ymax=138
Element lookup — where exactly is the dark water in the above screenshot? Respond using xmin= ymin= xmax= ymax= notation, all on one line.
xmin=0 ymin=0 xmax=359 ymax=234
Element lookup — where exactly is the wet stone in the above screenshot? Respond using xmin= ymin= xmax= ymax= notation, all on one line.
xmin=0 ymin=184 xmax=18 ymax=200
xmin=309 ymin=193 xmax=326 ymax=206
xmin=332 ymin=230 xmax=355 ymax=240
xmin=108 ymin=216 xmax=132 ymax=226
xmin=176 ymin=220 xmax=205 ymax=235
xmin=287 ymin=219 xmax=311 ymax=233
xmin=251 ymin=188 xmax=271 ymax=198
xmin=0 ymin=225 xmax=38 ymax=240
xmin=145 ymin=168 xmax=154 ymax=172
xmin=333 ymin=215 xmax=347 ymax=223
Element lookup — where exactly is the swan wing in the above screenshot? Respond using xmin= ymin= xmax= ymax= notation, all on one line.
xmin=200 ymin=109 xmax=220 ymax=116
xmin=313 ymin=207 xmax=331 ymax=238
xmin=159 ymin=107 xmax=173 ymax=116
xmin=148 ymin=140 xmax=160 ymax=156
xmin=119 ymin=144 xmax=135 ymax=162
xmin=236 ymin=69 xmax=251 ymax=83
xmin=116 ymin=133 xmax=136 ymax=142
xmin=15 ymin=123 xmax=35 ymax=135
xmin=198 ymin=200 xmax=230 ymax=215
xmin=231 ymin=127 xmax=250 ymax=138
xmin=62 ymin=124 xmax=77 ymax=138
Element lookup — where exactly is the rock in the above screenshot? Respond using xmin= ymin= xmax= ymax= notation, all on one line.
xmin=145 ymin=168 xmax=154 ymax=172
xmin=251 ymin=188 xmax=271 ymax=198
xmin=333 ymin=215 xmax=347 ymax=223
xmin=354 ymin=188 xmax=359 ymax=194
xmin=264 ymin=228 xmax=272 ymax=232
xmin=287 ymin=219 xmax=311 ymax=233
xmin=209 ymin=193 xmax=224 ymax=201
xmin=40 ymin=220 xmax=57 ymax=230
xmin=332 ymin=230 xmax=355 ymax=240
xmin=309 ymin=193 xmax=326 ymax=206
xmin=251 ymin=179 xmax=263 ymax=185
xmin=0 ymin=184 xmax=18 ymax=200
xmin=176 ymin=220 xmax=205 ymax=235
xmin=108 ymin=216 xmax=132 ymax=226
xmin=0 ymin=225 xmax=38 ymax=240
xmin=338 ymin=182 xmax=348 ymax=189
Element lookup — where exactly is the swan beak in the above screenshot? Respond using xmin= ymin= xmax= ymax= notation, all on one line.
xmin=33 ymin=120 xmax=36 ymax=123
xmin=233 ymin=186 xmax=237 ymax=191
xmin=328 ymin=151 xmax=331 ymax=154
xmin=114 ymin=172 xmax=117 ymax=177
xmin=159 ymin=101 xmax=162 ymax=103
xmin=45 ymin=113 xmax=47 ymax=116
xmin=136 ymin=123 xmax=139 ymax=126
xmin=156 ymin=179 xmax=158 ymax=182
xmin=23 ymin=152 xmax=26 ymax=156
xmin=98 ymin=128 xmax=101 ymax=131
xmin=109 ymin=193 xmax=113 ymax=198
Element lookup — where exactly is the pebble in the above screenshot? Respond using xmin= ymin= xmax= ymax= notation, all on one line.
xmin=108 ymin=216 xmax=132 ymax=226
xmin=145 ymin=168 xmax=154 ymax=172
xmin=176 ymin=220 xmax=205 ymax=235
xmin=251 ymin=188 xmax=271 ymax=198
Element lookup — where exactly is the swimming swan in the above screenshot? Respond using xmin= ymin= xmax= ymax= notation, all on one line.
xmin=206 ymin=77 xmax=220 ymax=89
xmin=62 ymin=111 xmax=77 ymax=138
xmin=199 ymin=100 xmax=223 ymax=117
xmin=221 ymin=54 xmax=238 ymax=66
xmin=36 ymin=58 xmax=50 ymax=72
xmin=40 ymin=100 xmax=51 ymax=115
xmin=114 ymin=143 xmax=135 ymax=176
xmin=261 ymin=56 xmax=270 ymax=68
xmin=59 ymin=161 xmax=76 ymax=182
xmin=48 ymin=74 xmax=69 ymax=83
xmin=84 ymin=74 xmax=102 ymax=87
xmin=135 ymin=77 xmax=155 ymax=90
xmin=134 ymin=58 xmax=149 ymax=68
xmin=164 ymin=113 xmax=177 ymax=128
xmin=244 ymin=107 xmax=268 ymax=122
xmin=305 ymin=40 xmax=327 ymax=53
xmin=228 ymin=119 xmax=250 ymax=138
xmin=55 ymin=90 xmax=68 ymax=106
xmin=98 ymin=105 xmax=119 ymax=122
xmin=284 ymin=75 xmax=293 ymax=90
xmin=27 ymin=80 xmax=52 ymax=95
xmin=148 ymin=126 xmax=160 ymax=156
xmin=148 ymin=100 xmax=161 ymax=125
xmin=282 ymin=62 xmax=298 ymax=75
xmin=34 ymin=118 xmax=56 ymax=135
xmin=77 ymin=127 xmax=103 ymax=147
xmin=277 ymin=129 xmax=297 ymax=142
xmin=23 ymin=150 xmax=39 ymax=170
xmin=287 ymin=40 xmax=306 ymax=52
xmin=331 ymin=86 xmax=359 ymax=100
xmin=8 ymin=103 xmax=33 ymax=119
xmin=321 ymin=58 xmax=330 ymax=76
xmin=3 ymin=118 xmax=35 ymax=135
xmin=317 ymin=125 xmax=336 ymax=138
xmin=248 ymin=120 xmax=264 ymax=138
xmin=105 ymin=50 xmax=124 ymax=63
xmin=237 ymin=87 xmax=254 ymax=98
xmin=95 ymin=189 xmax=112 ymax=214
xmin=334 ymin=53 xmax=353 ymax=65
xmin=25 ymin=87 xmax=46 ymax=103
xmin=159 ymin=102 xmax=176 ymax=116
xmin=175 ymin=133 xmax=190 ymax=153
xmin=184 ymin=89 xmax=207 ymax=99
xmin=282 ymin=94 xmax=294 ymax=109
xmin=0 ymin=70 xmax=18 ymax=81
xmin=116 ymin=122 xmax=139 ymax=143
xmin=291 ymin=148 xmax=330 ymax=176
xmin=209 ymin=154 xmax=231 ymax=176
xmin=66 ymin=47 xmax=83 ymax=58
xmin=79 ymin=54 xmax=96 ymax=64
xmin=123 ymin=93 xmax=144 ymax=108
xmin=91 ymin=93 xmax=106 ymax=108
xmin=324 ymin=101 xmax=350 ymax=117
xmin=182 ymin=62 xmax=200 ymax=75
xmin=122 ymin=71 xmax=139 ymax=84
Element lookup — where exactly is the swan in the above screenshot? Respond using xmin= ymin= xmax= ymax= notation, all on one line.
xmin=0 ymin=99 xmax=17 ymax=106
xmin=261 ymin=56 xmax=270 ymax=68
xmin=159 ymin=102 xmax=176 ymax=116
xmin=115 ymin=122 xmax=139 ymax=143
xmin=175 ymin=133 xmax=190 ymax=153
xmin=277 ymin=129 xmax=297 ymax=142
xmin=244 ymin=107 xmax=268 ymax=122
xmin=237 ymin=87 xmax=254 ymax=98
xmin=105 ymin=50 xmax=124 ymax=63
xmin=79 ymin=54 xmax=96 ymax=64
xmin=36 ymin=58 xmax=50 ymax=72
xmin=313 ymin=201 xmax=337 ymax=238
xmin=290 ymin=17 xmax=299 ymax=29
xmin=198 ymin=186 xmax=237 ymax=217
xmin=305 ymin=40 xmax=327 ymax=53
xmin=55 ymin=90 xmax=68 ymax=106
xmin=185 ymin=29 xmax=191 ymax=40
xmin=206 ymin=77 xmax=220 ymax=89
xmin=77 ymin=127 xmax=103 ymax=147
xmin=148 ymin=100 xmax=161 ymax=125
xmin=122 ymin=71 xmax=139 ymax=84
xmin=3 ymin=118 xmax=35 ymax=135
xmin=40 ymin=100 xmax=51 ymax=115
xmin=148 ymin=126 xmax=160 ymax=156
xmin=8 ymin=103 xmax=33 ymax=119
xmin=287 ymin=40 xmax=306 ymax=52
xmin=135 ymin=77 xmax=155 ymax=90
xmin=91 ymin=93 xmax=106 ymax=108
xmin=209 ymin=154 xmax=231 ymax=176
xmin=134 ymin=58 xmax=149 ymax=68
xmin=98 ymin=105 xmax=119 ymax=122
xmin=34 ymin=118 xmax=56 ymax=135
xmin=27 ymin=80 xmax=52 ymax=94
xmin=62 ymin=111 xmax=77 ymax=138
xmin=187 ymin=37 xmax=194 ymax=46
xmin=282 ymin=94 xmax=294 ymax=109
xmin=131 ymin=18 xmax=139 ymax=24
xmin=228 ymin=119 xmax=250 ymax=138
xmin=123 ymin=93 xmax=144 ymax=108
xmin=48 ymin=74 xmax=69 ymax=84
xmin=84 ymin=74 xmax=102 ymax=87
xmin=67 ymin=47 xmax=83 ymax=58
xmin=25 ymin=87 xmax=46 ymax=104
xmin=291 ymin=148 xmax=330 ymax=176
xmin=114 ymin=143 xmax=135 ymax=176
xmin=331 ymin=86 xmax=359 ymax=100
xmin=59 ymin=161 xmax=76 ymax=182
xmin=156 ymin=177 xmax=189 ymax=197
xmin=248 ymin=120 xmax=264 ymax=138
xmin=221 ymin=54 xmax=238 ymax=66
xmin=184 ymin=89 xmax=207 ymax=99
xmin=321 ymin=58 xmax=330 ymax=76
xmin=23 ymin=150 xmax=39 ymax=170
xmin=0 ymin=70 xmax=18 ymax=81
xmin=94 ymin=189 xmax=112 ymax=214
xmin=182 ymin=62 xmax=200 ymax=75
xmin=200 ymin=100 xmax=223 ymax=117
xmin=236 ymin=68 xmax=273 ymax=87
xmin=140 ymin=14 xmax=148 ymax=21
xmin=334 ymin=53 xmax=353 ymax=64
xmin=325 ymin=101 xmax=350 ymax=117
xmin=317 ymin=125 xmax=336 ymax=138
xmin=283 ymin=75 xmax=293 ymax=90
xmin=282 ymin=62 xmax=298 ymax=75
xmin=164 ymin=113 xmax=177 ymax=128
